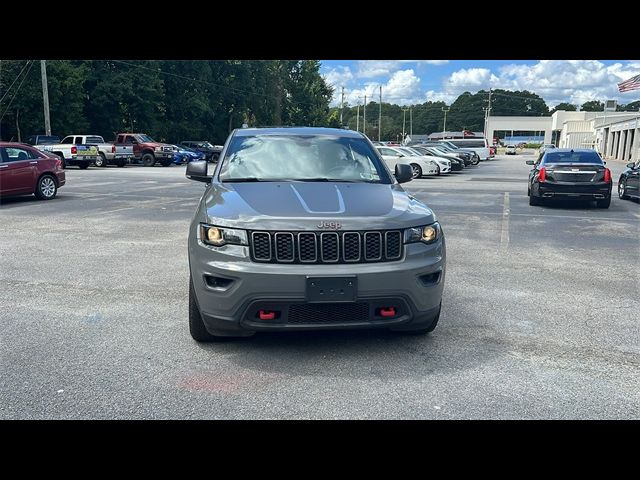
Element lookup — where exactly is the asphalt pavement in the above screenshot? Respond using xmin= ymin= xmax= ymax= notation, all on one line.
xmin=1 ymin=153 xmax=638 ymax=419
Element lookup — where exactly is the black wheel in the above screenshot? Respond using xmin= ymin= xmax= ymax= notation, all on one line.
xmin=161 ymin=159 xmax=173 ymax=167
xmin=142 ymin=153 xmax=156 ymax=167
xmin=410 ymin=163 xmax=422 ymax=178
xmin=618 ymin=180 xmax=630 ymax=200
xmin=189 ymin=277 xmax=223 ymax=342
xmin=95 ymin=153 xmax=107 ymax=167
xmin=596 ymin=196 xmax=611 ymax=209
xmin=116 ymin=159 xmax=126 ymax=168
xmin=79 ymin=161 xmax=90 ymax=170
xmin=472 ymin=156 xmax=480 ymax=165
xmin=398 ymin=303 xmax=441 ymax=335
xmin=529 ymin=192 xmax=541 ymax=206
xmin=35 ymin=174 xmax=57 ymax=200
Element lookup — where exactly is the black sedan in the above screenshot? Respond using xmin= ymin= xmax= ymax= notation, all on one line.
xmin=526 ymin=149 xmax=613 ymax=208
xmin=618 ymin=159 xmax=640 ymax=201
xmin=412 ymin=145 xmax=464 ymax=171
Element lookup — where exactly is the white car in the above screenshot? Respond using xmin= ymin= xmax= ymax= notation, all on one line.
xmin=404 ymin=147 xmax=451 ymax=174
xmin=505 ymin=145 xmax=517 ymax=155
xmin=376 ymin=146 xmax=439 ymax=178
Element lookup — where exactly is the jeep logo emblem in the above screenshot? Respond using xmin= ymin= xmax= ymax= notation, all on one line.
xmin=317 ymin=221 xmax=342 ymax=230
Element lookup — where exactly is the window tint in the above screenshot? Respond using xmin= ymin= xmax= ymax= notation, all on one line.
xmin=379 ymin=147 xmax=399 ymax=156
xmin=75 ymin=137 xmax=85 ymax=145
xmin=3 ymin=147 xmax=34 ymax=162
xmin=85 ymin=136 xmax=104 ymax=144
xmin=61 ymin=136 xmax=74 ymax=144
xmin=125 ymin=136 xmax=136 ymax=144
xmin=543 ymin=151 xmax=603 ymax=164
xmin=450 ymin=140 xmax=487 ymax=148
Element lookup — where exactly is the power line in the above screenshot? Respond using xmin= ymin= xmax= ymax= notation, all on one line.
xmin=0 ymin=60 xmax=32 ymax=104
xmin=0 ymin=61 xmax=36 ymax=123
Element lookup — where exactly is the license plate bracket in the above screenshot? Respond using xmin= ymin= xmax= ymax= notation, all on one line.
xmin=306 ymin=276 xmax=357 ymax=303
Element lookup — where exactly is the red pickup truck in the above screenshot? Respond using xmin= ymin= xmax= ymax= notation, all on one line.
xmin=113 ymin=133 xmax=176 ymax=167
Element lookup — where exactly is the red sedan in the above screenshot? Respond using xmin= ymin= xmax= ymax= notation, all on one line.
xmin=0 ymin=142 xmax=66 ymax=200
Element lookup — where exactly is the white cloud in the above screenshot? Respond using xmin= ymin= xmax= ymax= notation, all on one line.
xmin=342 ymin=69 xmax=422 ymax=106
xmin=428 ymin=60 xmax=640 ymax=108
xmin=323 ymin=66 xmax=353 ymax=88
xmin=355 ymin=60 xmax=448 ymax=79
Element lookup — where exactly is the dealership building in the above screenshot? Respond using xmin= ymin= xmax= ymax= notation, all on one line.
xmin=486 ymin=110 xmax=639 ymax=163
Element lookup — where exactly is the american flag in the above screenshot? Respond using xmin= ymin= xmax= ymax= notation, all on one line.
xmin=618 ymin=73 xmax=640 ymax=92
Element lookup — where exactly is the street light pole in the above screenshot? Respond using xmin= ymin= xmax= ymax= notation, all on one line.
xmin=378 ymin=85 xmax=382 ymax=142
xmin=410 ymin=107 xmax=413 ymax=139
xmin=441 ymin=107 xmax=450 ymax=140
xmin=363 ymin=94 xmax=367 ymax=137
xmin=356 ymin=101 xmax=360 ymax=132
xmin=41 ymin=60 xmax=51 ymax=136
xmin=340 ymin=86 xmax=344 ymax=127
xmin=402 ymin=107 xmax=407 ymax=144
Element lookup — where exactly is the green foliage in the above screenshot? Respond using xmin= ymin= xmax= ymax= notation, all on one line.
xmin=0 ymin=60 xmax=334 ymax=143
xmin=580 ymin=100 xmax=604 ymax=111
xmin=550 ymin=102 xmax=577 ymax=114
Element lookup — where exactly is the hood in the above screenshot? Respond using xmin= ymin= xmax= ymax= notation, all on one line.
xmin=203 ymin=182 xmax=435 ymax=230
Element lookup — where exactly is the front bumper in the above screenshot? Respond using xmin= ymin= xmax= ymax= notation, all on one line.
xmin=189 ymin=236 xmax=446 ymax=336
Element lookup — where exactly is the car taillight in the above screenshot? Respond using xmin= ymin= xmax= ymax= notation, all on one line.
xmin=112 ymin=145 xmax=116 ymax=153
xmin=71 ymin=146 xmax=77 ymax=154
xmin=538 ymin=167 xmax=546 ymax=182
xmin=603 ymin=168 xmax=612 ymax=183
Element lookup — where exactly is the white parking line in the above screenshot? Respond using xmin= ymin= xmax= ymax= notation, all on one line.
xmin=500 ymin=192 xmax=510 ymax=251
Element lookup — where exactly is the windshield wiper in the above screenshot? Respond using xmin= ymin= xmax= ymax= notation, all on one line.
xmin=292 ymin=178 xmax=362 ymax=183
xmin=222 ymin=177 xmax=263 ymax=182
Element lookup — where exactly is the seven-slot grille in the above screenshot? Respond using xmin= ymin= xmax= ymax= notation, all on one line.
xmin=250 ymin=230 xmax=403 ymax=264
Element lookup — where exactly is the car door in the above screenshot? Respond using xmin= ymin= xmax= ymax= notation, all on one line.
xmin=629 ymin=159 xmax=640 ymax=196
xmin=0 ymin=146 xmax=38 ymax=195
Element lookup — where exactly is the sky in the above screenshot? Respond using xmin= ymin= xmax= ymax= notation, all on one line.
xmin=320 ymin=60 xmax=640 ymax=108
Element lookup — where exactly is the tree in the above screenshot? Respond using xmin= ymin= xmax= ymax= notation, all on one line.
xmin=580 ymin=100 xmax=604 ymax=111
xmin=550 ymin=102 xmax=576 ymax=114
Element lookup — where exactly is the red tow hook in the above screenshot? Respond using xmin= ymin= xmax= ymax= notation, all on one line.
xmin=379 ymin=307 xmax=396 ymax=318
xmin=258 ymin=310 xmax=276 ymax=320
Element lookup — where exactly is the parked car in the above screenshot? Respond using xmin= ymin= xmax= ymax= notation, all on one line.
xmin=35 ymin=134 xmax=101 ymax=169
xmin=526 ymin=149 xmax=612 ymax=208
xmin=172 ymin=145 xmax=206 ymax=164
xmin=0 ymin=142 xmax=65 ymax=200
xmin=618 ymin=158 xmax=640 ymax=201
xmin=417 ymin=145 xmax=465 ymax=171
xmin=421 ymin=141 xmax=476 ymax=165
xmin=376 ymin=146 xmax=439 ymax=178
xmin=539 ymin=144 xmax=556 ymax=155
xmin=179 ymin=141 xmax=224 ymax=162
xmin=506 ymin=145 xmax=517 ymax=155
xmin=26 ymin=135 xmax=61 ymax=146
xmin=185 ymin=127 xmax=446 ymax=341
xmin=112 ymin=133 xmax=176 ymax=167
xmin=403 ymin=146 xmax=451 ymax=173
xmin=444 ymin=138 xmax=491 ymax=161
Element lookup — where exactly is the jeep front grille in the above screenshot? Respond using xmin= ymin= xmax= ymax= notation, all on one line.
xmin=249 ymin=230 xmax=403 ymax=264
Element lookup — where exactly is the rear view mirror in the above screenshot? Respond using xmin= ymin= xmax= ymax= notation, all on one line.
xmin=526 ymin=160 xmax=535 ymax=165
xmin=186 ymin=160 xmax=211 ymax=183
xmin=394 ymin=163 xmax=413 ymax=184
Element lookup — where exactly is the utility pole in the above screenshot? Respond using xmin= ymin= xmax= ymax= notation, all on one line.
xmin=363 ymin=94 xmax=367 ymax=137
xmin=378 ymin=85 xmax=382 ymax=141
xmin=402 ymin=107 xmax=408 ymax=144
xmin=340 ymin=86 xmax=344 ymax=127
xmin=41 ymin=60 xmax=51 ymax=136
xmin=410 ymin=107 xmax=413 ymax=139
xmin=442 ymin=107 xmax=450 ymax=140
xmin=356 ymin=101 xmax=360 ymax=132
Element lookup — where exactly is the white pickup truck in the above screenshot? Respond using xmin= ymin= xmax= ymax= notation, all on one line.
xmin=36 ymin=134 xmax=128 ymax=169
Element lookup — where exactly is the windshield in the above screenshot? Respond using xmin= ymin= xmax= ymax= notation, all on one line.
xmin=136 ymin=134 xmax=155 ymax=143
xmin=543 ymin=151 xmax=603 ymax=164
xmin=219 ymin=134 xmax=390 ymax=183
xmin=398 ymin=147 xmax=418 ymax=156
xmin=36 ymin=136 xmax=60 ymax=144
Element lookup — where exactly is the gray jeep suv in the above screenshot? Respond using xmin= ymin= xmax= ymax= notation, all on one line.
xmin=186 ymin=127 xmax=446 ymax=341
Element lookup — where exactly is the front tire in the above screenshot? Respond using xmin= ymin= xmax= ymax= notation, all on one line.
xmin=189 ymin=277 xmax=223 ymax=342
xmin=35 ymin=175 xmax=57 ymax=200
xmin=79 ymin=161 xmax=90 ymax=170
xmin=529 ymin=191 xmax=541 ymax=206
xmin=142 ymin=153 xmax=156 ymax=167
xmin=410 ymin=163 xmax=422 ymax=178
xmin=116 ymin=159 xmax=126 ymax=168
xmin=596 ymin=196 xmax=611 ymax=209
xmin=618 ymin=180 xmax=630 ymax=200
xmin=161 ymin=159 xmax=173 ymax=167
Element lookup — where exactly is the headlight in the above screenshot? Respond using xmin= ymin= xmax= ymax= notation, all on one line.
xmin=404 ymin=222 xmax=441 ymax=245
xmin=199 ymin=224 xmax=248 ymax=247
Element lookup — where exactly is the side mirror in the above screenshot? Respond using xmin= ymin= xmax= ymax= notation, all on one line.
xmin=526 ymin=160 xmax=535 ymax=165
xmin=186 ymin=160 xmax=211 ymax=183
xmin=397 ymin=154 xmax=405 ymax=158
xmin=627 ymin=162 xmax=635 ymax=168
xmin=394 ymin=163 xmax=413 ymax=184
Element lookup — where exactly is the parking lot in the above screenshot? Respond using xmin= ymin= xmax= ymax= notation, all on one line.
xmin=1 ymin=153 xmax=638 ymax=419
